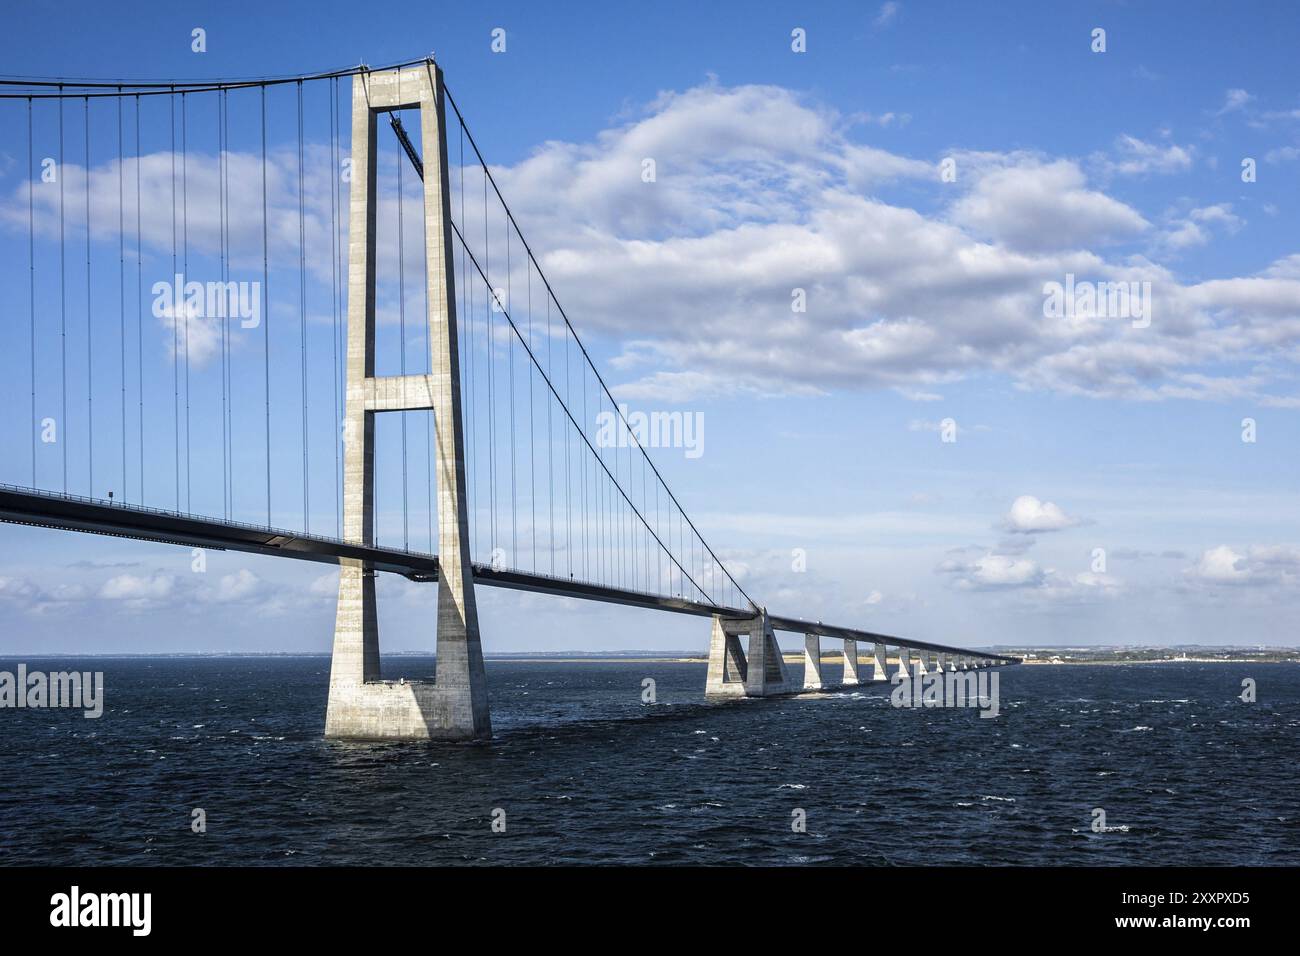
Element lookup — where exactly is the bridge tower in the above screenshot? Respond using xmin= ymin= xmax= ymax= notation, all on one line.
xmin=325 ymin=62 xmax=491 ymax=740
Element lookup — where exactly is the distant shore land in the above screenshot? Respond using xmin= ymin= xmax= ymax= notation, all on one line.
xmin=3 ymin=647 xmax=1298 ymax=664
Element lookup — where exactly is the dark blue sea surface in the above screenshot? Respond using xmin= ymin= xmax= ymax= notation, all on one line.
xmin=0 ymin=658 xmax=1297 ymax=865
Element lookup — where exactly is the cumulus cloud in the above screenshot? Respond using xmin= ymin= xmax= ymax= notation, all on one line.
xmin=1156 ymin=203 xmax=1244 ymax=253
xmin=6 ymin=80 xmax=1300 ymax=407
xmin=1001 ymin=495 xmax=1080 ymax=534
xmin=937 ymin=552 xmax=1122 ymax=600
xmin=1185 ymin=545 xmax=1300 ymax=586
xmin=1095 ymin=134 xmax=1193 ymax=177
xmin=210 ymin=569 xmax=261 ymax=602
xmin=0 ymin=575 xmax=90 ymax=612
xmin=471 ymin=82 xmax=1300 ymax=406
xmin=949 ymin=160 xmax=1149 ymax=251
xmin=99 ymin=572 xmax=176 ymax=602
xmin=938 ymin=553 xmax=1044 ymax=590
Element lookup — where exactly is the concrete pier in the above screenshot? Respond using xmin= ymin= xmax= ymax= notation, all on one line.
xmin=872 ymin=642 xmax=888 ymax=681
xmin=803 ymin=634 xmax=823 ymax=691
xmin=895 ymin=645 xmax=911 ymax=680
xmin=706 ymin=611 xmax=789 ymax=698
xmin=842 ymin=639 xmax=861 ymax=686
xmin=705 ymin=616 xmax=749 ymax=697
xmin=324 ymin=64 xmax=491 ymax=741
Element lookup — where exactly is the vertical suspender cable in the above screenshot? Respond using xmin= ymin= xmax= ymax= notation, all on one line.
xmin=218 ymin=88 xmax=229 ymax=517
xmin=118 ymin=91 xmax=126 ymax=500
xmin=397 ymin=128 xmax=409 ymax=550
xmin=28 ymin=98 xmax=36 ymax=489
xmin=546 ymin=286 xmax=554 ymax=575
xmin=135 ymin=95 xmax=143 ymax=504
xmin=182 ymin=92 xmax=191 ymax=511
xmin=85 ymin=97 xmax=93 ymax=498
xmin=329 ymin=78 xmax=341 ymax=536
xmin=581 ymin=362 xmax=588 ymax=581
xmin=223 ymin=89 xmax=234 ymax=516
xmin=170 ymin=89 xmax=179 ymax=508
xmin=527 ymin=255 xmax=535 ymax=571
xmin=169 ymin=89 xmax=179 ymax=509
xmin=484 ymin=169 xmax=495 ymax=554
xmin=260 ymin=84 xmax=271 ymax=527
xmin=459 ymin=121 xmax=475 ymax=560
xmin=507 ymin=223 xmax=516 ymax=566
xmin=59 ymin=90 xmax=67 ymax=493
xmin=297 ymin=80 xmax=309 ymax=532
xmin=564 ymin=314 xmax=571 ymax=577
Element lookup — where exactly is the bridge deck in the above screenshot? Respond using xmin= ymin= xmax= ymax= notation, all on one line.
xmin=0 ymin=484 xmax=1018 ymax=663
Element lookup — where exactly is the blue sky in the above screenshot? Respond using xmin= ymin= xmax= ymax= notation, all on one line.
xmin=1 ymin=0 xmax=1298 ymax=653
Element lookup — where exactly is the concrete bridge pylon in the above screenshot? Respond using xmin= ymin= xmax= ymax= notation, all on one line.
xmin=325 ymin=63 xmax=490 ymax=741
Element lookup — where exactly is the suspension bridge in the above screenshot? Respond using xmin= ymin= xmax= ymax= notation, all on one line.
xmin=0 ymin=58 xmax=1016 ymax=739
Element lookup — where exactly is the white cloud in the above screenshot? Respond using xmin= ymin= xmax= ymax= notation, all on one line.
xmin=1185 ymin=544 xmax=1300 ymax=586
xmin=949 ymin=160 xmax=1149 ymax=251
xmin=874 ymin=2 xmax=901 ymax=28
xmin=211 ymin=569 xmax=260 ymax=602
xmin=938 ymin=553 xmax=1045 ymax=590
xmin=6 ymin=80 xmax=1300 ymax=409
xmin=99 ymin=573 xmax=176 ymax=601
xmin=1095 ymin=135 xmax=1193 ymax=177
xmin=1156 ymin=203 xmax=1243 ymax=253
xmin=1070 ymin=571 xmax=1122 ymax=592
xmin=0 ymin=575 xmax=90 ymax=614
xmin=1216 ymin=88 xmax=1254 ymax=116
xmin=1001 ymin=495 xmax=1080 ymax=534
xmin=1187 ymin=545 xmax=1251 ymax=583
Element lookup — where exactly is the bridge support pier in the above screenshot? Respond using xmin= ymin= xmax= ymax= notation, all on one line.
xmin=324 ymin=63 xmax=491 ymax=741
xmin=802 ymin=634 xmax=823 ymax=691
xmin=895 ymin=646 xmax=912 ymax=681
xmin=842 ymin=639 xmax=861 ymax=686
xmin=872 ymin=642 xmax=888 ymax=681
xmin=706 ymin=611 xmax=789 ymax=698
